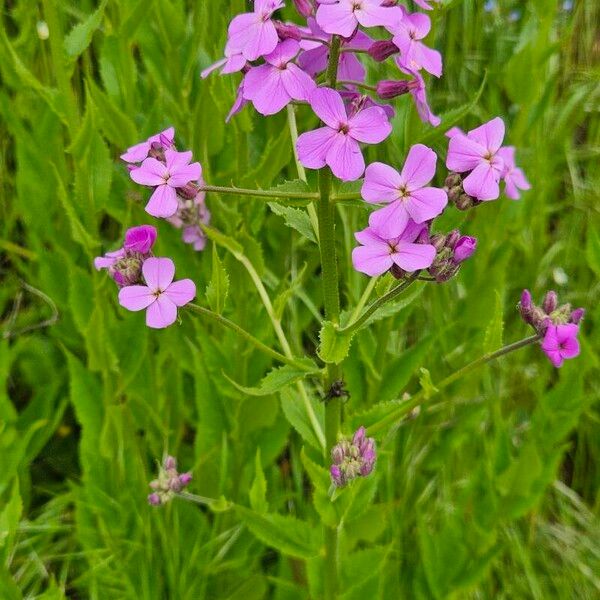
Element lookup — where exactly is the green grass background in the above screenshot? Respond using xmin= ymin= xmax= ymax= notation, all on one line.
xmin=0 ymin=0 xmax=599 ymax=598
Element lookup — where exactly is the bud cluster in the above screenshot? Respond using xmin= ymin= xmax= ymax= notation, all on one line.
xmin=445 ymin=172 xmax=480 ymax=211
xmin=148 ymin=456 xmax=193 ymax=506
xmin=330 ymin=427 xmax=376 ymax=488
xmin=428 ymin=230 xmax=477 ymax=283
xmin=519 ymin=289 xmax=584 ymax=335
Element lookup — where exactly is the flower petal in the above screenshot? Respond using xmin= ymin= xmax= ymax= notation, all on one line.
xmin=309 ymin=87 xmax=347 ymax=128
xmin=145 ymin=185 xmax=179 ymax=218
xmin=406 ymin=187 xmax=448 ymax=223
xmin=118 ymin=285 xmax=155 ymax=312
xmin=463 ymin=162 xmax=501 ymax=201
xmin=142 ymin=257 xmax=175 ymax=291
xmin=130 ymin=158 xmax=167 ymax=186
xmin=362 ymin=162 xmax=403 ymax=204
xmin=316 ymin=2 xmax=358 ymax=38
xmin=281 ymin=63 xmax=317 ymax=102
xmin=146 ymin=295 xmax=178 ymax=329
xmin=164 ymin=279 xmax=196 ymax=307
xmin=392 ymin=242 xmax=436 ymax=271
xmin=368 ymin=201 xmax=410 ymax=239
xmin=244 ymin=65 xmax=290 ymax=115
xmin=297 ymin=127 xmax=338 ymax=170
xmin=169 ymin=163 xmax=202 ymax=187
xmin=121 ymin=141 xmax=151 ymax=163
xmin=400 ymin=144 xmax=437 ymax=190
xmin=349 ymin=106 xmax=392 ymax=144
xmin=446 ymin=134 xmax=486 ymax=172
xmin=352 ymin=245 xmax=394 ymax=277
xmin=326 ymin=134 xmax=365 ymax=181
xmin=468 ymin=117 xmax=505 ymax=153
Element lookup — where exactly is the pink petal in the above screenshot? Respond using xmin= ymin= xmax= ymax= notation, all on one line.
xmin=164 ymin=279 xmax=197 ymax=307
xmin=309 ymin=87 xmax=347 ymax=128
xmin=398 ymin=219 xmax=428 ymax=243
xmin=352 ymin=245 xmax=394 ymax=277
xmin=280 ymin=64 xmax=317 ymax=102
xmin=400 ymin=144 xmax=437 ymax=190
xmin=146 ymin=295 xmax=178 ymax=329
xmin=297 ymin=47 xmax=328 ymax=77
xmin=362 ymin=162 xmax=403 ymax=204
xmin=446 ymin=134 xmax=486 ymax=172
xmin=406 ymin=187 xmax=448 ymax=223
xmin=131 ymin=158 xmax=168 ymax=186
xmin=405 ymin=12 xmax=431 ymax=39
xmin=227 ymin=13 xmax=258 ymax=52
xmin=297 ymin=127 xmax=338 ymax=170
xmin=544 ymin=348 xmax=564 ymax=368
xmin=349 ymin=106 xmax=392 ymax=144
xmin=264 ymin=39 xmax=300 ymax=66
xmin=497 ymin=146 xmax=516 ymax=171
xmin=243 ymin=19 xmax=279 ymax=61
xmin=356 ymin=3 xmax=403 ymax=30
xmin=560 ymin=336 xmax=580 ymax=360
xmin=418 ymin=44 xmax=443 ymax=78
xmin=463 ymin=162 xmax=501 ymax=201
xmin=338 ymin=53 xmax=366 ymax=83
xmin=222 ymin=53 xmax=247 ymax=74
xmin=316 ymin=2 xmax=358 ymax=38
xmin=368 ymin=201 xmax=410 ymax=239
xmin=392 ymin=242 xmax=436 ymax=271
xmin=142 ymin=257 xmax=175 ymax=292
xmin=165 ymin=149 xmax=192 ymax=170
xmin=169 ymin=163 xmax=202 ymax=187
xmin=201 ymin=58 xmax=227 ymax=79
xmin=145 ymin=185 xmax=179 ymax=218
xmin=326 ymin=134 xmax=365 ymax=181
xmin=118 ymin=285 xmax=155 ymax=312
xmin=121 ymin=141 xmax=151 ymax=163
xmin=354 ymin=226 xmax=387 ymax=247
xmin=468 ymin=117 xmax=505 ymax=153
xmin=244 ymin=65 xmax=289 ymax=115
xmin=556 ymin=324 xmax=579 ymax=344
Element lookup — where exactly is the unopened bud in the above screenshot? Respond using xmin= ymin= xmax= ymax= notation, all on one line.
xmin=179 ymin=472 xmax=193 ymax=486
xmin=293 ymin=0 xmax=314 ymax=18
xmin=376 ymin=79 xmax=410 ymax=100
xmin=164 ymin=456 xmax=177 ymax=470
xmin=570 ymin=308 xmax=585 ymax=324
xmin=445 ymin=172 xmax=463 ymax=189
xmin=445 ymin=230 xmax=461 ymax=250
xmin=542 ymin=290 xmax=558 ymax=314
xmin=368 ymin=40 xmax=399 ymax=62
xmin=453 ymin=236 xmax=477 ymax=263
xmin=429 ymin=234 xmax=446 ymax=252
xmin=390 ymin=264 xmax=406 ymax=279
xmin=455 ymin=193 xmax=475 ymax=211
xmin=111 ymin=254 xmax=144 ymax=287
xmin=331 ymin=445 xmax=345 ymax=465
xmin=274 ymin=21 xmax=303 ymax=41
xmin=148 ymin=493 xmax=161 ymax=506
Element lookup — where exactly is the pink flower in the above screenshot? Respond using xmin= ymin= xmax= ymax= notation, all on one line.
xmin=401 ymin=66 xmax=440 ymax=126
xmin=201 ymin=48 xmax=247 ymax=79
xmin=497 ymin=146 xmax=531 ymax=200
xmin=296 ymin=87 xmax=392 ymax=181
xmin=352 ymin=219 xmax=436 ymax=276
xmin=541 ymin=324 xmax=580 ymax=368
xmin=227 ymin=81 xmax=250 ymax=123
xmin=392 ymin=11 xmax=442 ymax=77
xmin=243 ymin=40 xmax=316 ymax=115
xmin=362 ymin=144 xmax=447 ymax=238
xmin=316 ymin=0 xmax=403 ymax=38
xmin=131 ymin=150 xmax=202 ymax=218
xmin=120 ymin=128 xmax=175 ymax=164
xmin=226 ymin=0 xmax=284 ymax=62
xmin=446 ymin=117 xmax=506 ymax=201
xmin=118 ymin=258 xmax=196 ymax=329
xmin=124 ymin=225 xmax=157 ymax=254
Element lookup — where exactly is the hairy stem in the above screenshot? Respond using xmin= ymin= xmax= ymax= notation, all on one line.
xmin=337 ymin=80 xmax=377 ymax=92
xmin=198 ymin=183 xmax=317 ymax=203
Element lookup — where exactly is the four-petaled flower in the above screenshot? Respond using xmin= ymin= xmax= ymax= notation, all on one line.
xmin=243 ymin=40 xmax=316 ymax=115
xmin=316 ymin=0 xmax=403 ymax=38
xmin=541 ymin=323 xmax=580 ymax=368
xmin=497 ymin=146 xmax=531 ymax=200
xmin=352 ymin=219 xmax=436 ymax=277
xmin=446 ymin=117 xmax=506 ymax=201
xmin=362 ymin=144 xmax=448 ymax=238
xmin=121 ymin=128 xmax=174 ymax=164
xmin=118 ymin=258 xmax=196 ymax=329
xmin=131 ymin=150 xmax=202 ymax=218
xmin=297 ymin=87 xmax=392 ymax=181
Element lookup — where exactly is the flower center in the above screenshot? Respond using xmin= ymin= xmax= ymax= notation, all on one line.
xmin=338 ymin=123 xmax=350 ymax=135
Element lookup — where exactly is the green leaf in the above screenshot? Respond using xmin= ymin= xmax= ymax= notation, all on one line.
xmin=483 ymin=291 xmax=504 ymax=353
xmin=205 ymin=246 xmax=229 ymax=314
xmin=585 ymin=223 xmax=600 ymax=277
xmin=268 ymin=203 xmax=316 ymax=244
xmin=0 ymin=481 xmax=21 ymax=561
xmin=280 ymin=387 xmax=324 ymax=451
xmin=64 ymin=0 xmax=109 ymax=60
xmin=235 ymin=506 xmax=319 ymax=560
xmin=249 ymin=449 xmax=268 ymax=514
xmin=318 ymin=321 xmax=355 ymax=364
xmin=203 ymin=226 xmax=244 ymax=258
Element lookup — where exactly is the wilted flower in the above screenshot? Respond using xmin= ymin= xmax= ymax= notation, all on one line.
xmin=148 ymin=456 xmax=193 ymax=506
xmin=330 ymin=427 xmax=376 ymax=487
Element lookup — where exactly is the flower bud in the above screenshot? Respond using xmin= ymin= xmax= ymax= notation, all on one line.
xmin=368 ymin=40 xmax=399 ymax=62
xmin=330 ymin=465 xmax=344 ymax=487
xmin=455 ymin=193 xmax=476 ymax=211
xmin=453 ymin=236 xmax=477 ymax=264
xmin=570 ymin=308 xmax=585 ymax=324
xmin=124 ymin=225 xmax=157 ymax=254
xmin=293 ymin=0 xmax=314 ymax=17
xmin=542 ymin=290 xmax=558 ymax=314
xmin=376 ymin=80 xmax=410 ymax=100
xmin=111 ymin=254 xmax=144 ymax=287
xmin=429 ymin=233 xmax=446 ymax=252
xmin=445 ymin=230 xmax=461 ymax=250
xmin=179 ymin=473 xmax=193 ymax=486
xmin=331 ymin=445 xmax=345 ymax=465
xmin=444 ymin=172 xmax=463 ymax=189
xmin=164 ymin=456 xmax=177 ymax=470
xmin=330 ymin=427 xmax=376 ymax=488
xmin=390 ymin=264 xmax=406 ymax=280
xmin=148 ymin=493 xmax=161 ymax=506
xmin=274 ymin=21 xmax=303 ymax=41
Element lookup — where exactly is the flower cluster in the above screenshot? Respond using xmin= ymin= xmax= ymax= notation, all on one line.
xmin=519 ymin=289 xmax=584 ymax=368
xmin=330 ymin=427 xmax=376 ymax=488
xmin=148 ymin=456 xmax=193 ymax=506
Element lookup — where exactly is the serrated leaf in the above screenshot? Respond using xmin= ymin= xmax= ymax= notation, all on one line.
xmin=235 ymin=506 xmax=319 ymax=560
xmin=249 ymin=449 xmax=268 ymax=514
xmin=64 ymin=0 xmax=109 ymax=60
xmin=280 ymin=387 xmax=324 ymax=450
xmin=318 ymin=321 xmax=355 ymax=364
xmin=205 ymin=246 xmax=229 ymax=314
xmin=224 ymin=360 xmax=318 ymax=397
xmin=268 ymin=203 xmax=316 ymax=244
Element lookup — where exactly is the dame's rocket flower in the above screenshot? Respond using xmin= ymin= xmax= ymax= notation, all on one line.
xmin=148 ymin=456 xmax=193 ymax=506
xmin=167 ymin=191 xmax=211 ymax=252
xmin=446 ymin=117 xmax=506 ymax=201
xmin=226 ymin=0 xmax=285 ymax=62
xmin=497 ymin=146 xmax=530 ymax=200
xmin=519 ymin=289 xmax=585 ymax=336
xmin=118 ymin=258 xmax=196 ymax=329
xmin=362 ymin=144 xmax=447 ymax=238
xmin=392 ymin=11 xmax=442 ymax=77
xmin=316 ymin=0 xmax=403 ymax=38
xmin=201 ymin=48 xmax=247 ymax=79
xmin=541 ymin=324 xmax=580 ymax=368
xmin=243 ymin=40 xmax=316 ymax=115
xmin=297 ymin=87 xmax=392 ymax=181
xmin=121 ymin=128 xmax=175 ymax=164
xmin=352 ymin=219 xmax=436 ymax=277
xmin=131 ymin=150 xmax=202 ymax=218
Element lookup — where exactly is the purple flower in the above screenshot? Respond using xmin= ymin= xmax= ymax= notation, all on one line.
xmin=392 ymin=11 xmax=442 ymax=77
xmin=330 ymin=427 xmax=377 ymax=487
xmin=376 ymin=79 xmax=410 ymax=99
xmin=243 ymin=40 xmax=316 ymax=115
xmin=94 ymin=248 xmax=125 ymax=273
xmin=352 ymin=219 xmax=436 ymax=277
xmin=518 ymin=289 xmax=585 ymax=335
xmin=296 ymin=87 xmax=392 ymax=181
xmin=294 ymin=0 xmax=314 ymax=17
xmin=227 ymin=81 xmax=250 ymax=123
xmin=124 ymin=225 xmax=157 ymax=254
xmin=298 ymin=18 xmax=372 ymax=84
xmin=121 ymin=128 xmax=175 ymax=164
xmin=148 ymin=456 xmax=193 ymax=506
xmin=226 ymin=0 xmax=284 ymax=62
xmin=368 ymin=39 xmax=400 ymax=62
xmin=453 ymin=236 xmax=477 ymax=263
xmin=131 ymin=150 xmax=202 ymax=218
xmin=362 ymin=144 xmax=448 ymax=238
xmin=446 ymin=117 xmax=506 ymax=201
xmin=541 ymin=324 xmax=580 ymax=368
xmin=118 ymin=257 xmax=196 ymax=329
xmin=201 ymin=48 xmax=247 ymax=79
xmin=167 ymin=192 xmax=211 ymax=252
xmin=497 ymin=146 xmax=531 ymax=200
xmin=316 ymin=0 xmax=403 ymax=38
xmin=401 ymin=66 xmax=440 ymax=126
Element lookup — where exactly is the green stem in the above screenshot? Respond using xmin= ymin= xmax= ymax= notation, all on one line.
xmin=369 ymin=334 xmax=542 ymax=436
xmin=186 ymin=303 xmax=313 ymax=372
xmin=331 ymin=191 xmax=364 ymax=202
xmin=198 ymin=184 xmax=317 ymax=203
xmin=337 ymin=80 xmax=377 ymax=92
xmin=349 ymin=277 xmax=378 ymax=324
xmin=338 ymin=274 xmax=420 ymax=335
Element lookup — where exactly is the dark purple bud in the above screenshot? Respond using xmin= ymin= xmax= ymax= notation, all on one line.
xmin=111 ymin=254 xmax=144 ymax=287
xmin=178 ymin=182 xmax=200 ymax=199
xmin=368 ymin=40 xmax=399 ymax=62
xmin=331 ymin=445 xmax=345 ymax=465
xmin=453 ymin=236 xmax=477 ymax=264
xmin=376 ymin=80 xmax=410 ymax=100
xmin=179 ymin=472 xmax=193 ymax=486
xmin=352 ymin=426 xmax=366 ymax=447
xmin=520 ymin=289 xmax=532 ymax=312
xmin=293 ymin=0 xmax=314 ymax=17
xmin=274 ymin=21 xmax=303 ymax=41
xmin=445 ymin=230 xmax=461 ymax=250
xmin=164 ymin=456 xmax=177 ymax=470
xmin=330 ymin=465 xmax=344 ymax=487
xmin=542 ymin=290 xmax=558 ymax=314
xmin=148 ymin=493 xmax=161 ymax=506
xmin=124 ymin=225 xmax=157 ymax=254
xmin=570 ymin=308 xmax=585 ymax=324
